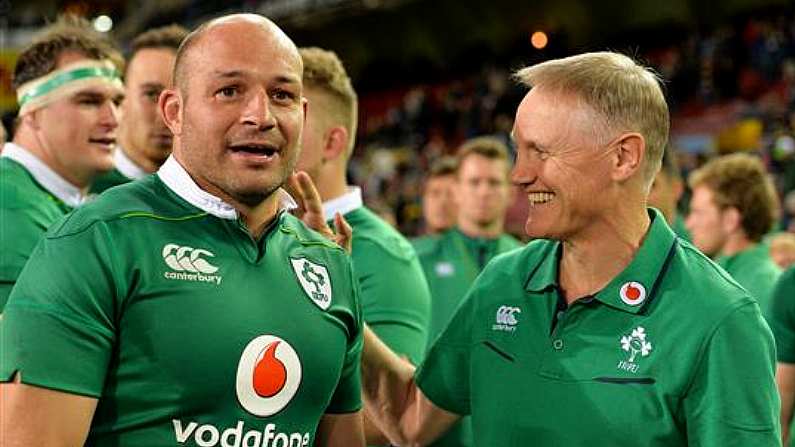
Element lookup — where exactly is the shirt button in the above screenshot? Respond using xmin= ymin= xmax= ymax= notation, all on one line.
xmin=556 ymin=311 xmax=565 ymax=321
xmin=552 ymin=339 xmax=564 ymax=350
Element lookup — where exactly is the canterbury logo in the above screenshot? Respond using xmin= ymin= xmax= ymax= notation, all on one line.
xmin=162 ymin=244 xmax=219 ymax=274
xmin=496 ymin=306 xmax=521 ymax=325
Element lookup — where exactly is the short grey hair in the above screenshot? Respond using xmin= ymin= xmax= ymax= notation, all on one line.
xmin=514 ymin=51 xmax=670 ymax=186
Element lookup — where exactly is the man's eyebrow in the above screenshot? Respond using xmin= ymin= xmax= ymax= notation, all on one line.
xmin=212 ymin=69 xmax=247 ymax=79
xmin=139 ymin=82 xmax=165 ymax=90
xmin=210 ymin=70 xmax=299 ymax=85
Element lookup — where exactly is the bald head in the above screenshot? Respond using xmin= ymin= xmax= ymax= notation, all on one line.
xmin=173 ymin=14 xmax=300 ymax=94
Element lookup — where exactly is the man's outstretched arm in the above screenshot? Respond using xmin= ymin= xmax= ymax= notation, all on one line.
xmin=361 ymin=326 xmax=461 ymax=447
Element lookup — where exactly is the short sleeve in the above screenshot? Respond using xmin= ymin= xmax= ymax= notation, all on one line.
xmin=414 ymin=285 xmax=475 ymax=416
xmin=770 ymin=267 xmax=795 ymax=363
xmin=0 ymin=221 xmax=119 ymax=397
xmin=324 ymin=256 xmax=364 ymax=414
xmin=682 ymin=301 xmax=780 ymax=446
xmin=0 ymin=208 xmax=49 ymax=310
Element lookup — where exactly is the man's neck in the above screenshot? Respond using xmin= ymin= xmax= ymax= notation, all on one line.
xmin=174 ymin=154 xmax=281 ymax=239
xmin=558 ymin=207 xmax=651 ymax=304
xmin=13 ymin=133 xmax=89 ymax=191
xmin=316 ymin=171 xmax=347 ymax=204
xmin=118 ymin=137 xmax=161 ymax=174
xmin=720 ymin=233 xmax=755 ymax=257
xmin=457 ymin=218 xmax=503 ymax=239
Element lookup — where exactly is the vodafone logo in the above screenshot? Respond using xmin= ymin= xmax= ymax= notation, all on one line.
xmin=236 ymin=335 xmax=302 ymax=417
xmin=619 ymin=281 xmax=647 ymax=306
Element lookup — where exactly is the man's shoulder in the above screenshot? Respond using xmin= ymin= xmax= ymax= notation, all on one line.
xmin=0 ymin=158 xmax=57 ymax=211
xmin=662 ymin=239 xmax=759 ymax=316
xmin=278 ymin=213 xmax=346 ymax=254
xmin=411 ymin=234 xmax=442 ymax=257
xmin=347 ymin=207 xmax=417 ymax=263
xmin=47 ymin=176 xmax=197 ymax=238
xmin=476 ymin=239 xmax=555 ymax=287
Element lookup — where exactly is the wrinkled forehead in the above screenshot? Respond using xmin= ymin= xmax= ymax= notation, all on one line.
xmin=186 ymin=20 xmax=302 ymax=86
xmin=512 ymin=87 xmax=598 ymax=143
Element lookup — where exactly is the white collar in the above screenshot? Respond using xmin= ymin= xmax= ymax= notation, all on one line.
xmin=114 ymin=147 xmax=148 ymax=180
xmin=322 ymin=186 xmax=363 ymax=221
xmin=1 ymin=142 xmax=86 ymax=207
xmin=157 ymin=155 xmax=297 ymax=220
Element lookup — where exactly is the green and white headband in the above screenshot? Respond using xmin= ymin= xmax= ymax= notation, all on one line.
xmin=16 ymin=59 xmax=124 ymax=115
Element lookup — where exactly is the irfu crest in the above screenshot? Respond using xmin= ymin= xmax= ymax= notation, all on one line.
xmin=290 ymin=258 xmax=332 ymax=310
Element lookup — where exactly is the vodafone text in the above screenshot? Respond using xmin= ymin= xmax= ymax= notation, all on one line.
xmin=173 ymin=420 xmax=310 ymax=447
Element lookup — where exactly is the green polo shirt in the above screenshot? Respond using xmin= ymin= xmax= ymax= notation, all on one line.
xmin=0 ymin=157 xmax=72 ymax=310
xmin=770 ymin=266 xmax=795 ymax=446
xmin=1 ymin=157 xmax=363 ymax=446
xmin=717 ymin=243 xmax=781 ymax=320
xmin=90 ymin=167 xmax=132 ymax=194
xmin=343 ymin=206 xmax=431 ymax=366
xmin=412 ymin=228 xmax=520 ymax=447
xmin=417 ymin=210 xmax=779 ymax=446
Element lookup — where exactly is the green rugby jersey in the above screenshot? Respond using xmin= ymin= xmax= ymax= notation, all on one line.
xmin=770 ymin=266 xmax=795 ymax=446
xmin=90 ymin=148 xmax=148 ymax=194
xmin=323 ymin=189 xmax=430 ymax=366
xmin=1 ymin=156 xmax=363 ymax=446
xmin=717 ymin=243 xmax=781 ymax=321
xmin=0 ymin=143 xmax=83 ymax=310
xmin=411 ymin=227 xmax=520 ymax=447
xmin=417 ymin=209 xmax=779 ymax=447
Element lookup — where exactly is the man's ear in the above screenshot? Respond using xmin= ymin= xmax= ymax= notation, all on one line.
xmin=159 ymin=89 xmax=183 ymax=136
xmin=721 ymin=206 xmax=742 ymax=235
xmin=323 ymin=126 xmax=349 ymax=163
xmin=611 ymin=132 xmax=645 ymax=182
xmin=22 ymin=109 xmax=41 ymax=130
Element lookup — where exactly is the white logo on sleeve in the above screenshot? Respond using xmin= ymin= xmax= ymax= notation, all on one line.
xmin=492 ymin=305 xmax=521 ymax=332
xmin=162 ymin=243 xmax=223 ymax=285
xmin=290 ymin=258 xmax=332 ymax=310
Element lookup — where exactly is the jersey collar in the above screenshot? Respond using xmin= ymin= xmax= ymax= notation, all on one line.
xmin=113 ymin=147 xmax=148 ymax=181
xmin=524 ymin=209 xmax=677 ymax=314
xmin=1 ymin=142 xmax=86 ymax=208
xmin=157 ymin=155 xmax=297 ymax=220
xmin=322 ymin=186 xmax=363 ymax=221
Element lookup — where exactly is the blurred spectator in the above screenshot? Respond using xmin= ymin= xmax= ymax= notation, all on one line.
xmin=418 ymin=156 xmax=458 ymax=235
xmin=771 ymin=232 xmax=795 ymax=270
xmin=687 ymin=153 xmax=782 ymax=319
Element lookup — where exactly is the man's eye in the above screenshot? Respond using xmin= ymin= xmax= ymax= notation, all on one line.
xmin=143 ymin=90 xmax=160 ymax=101
xmin=273 ymin=90 xmax=295 ymax=101
xmin=217 ymin=86 xmax=238 ymax=98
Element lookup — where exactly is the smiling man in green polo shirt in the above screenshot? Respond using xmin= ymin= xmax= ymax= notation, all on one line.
xmin=361 ymin=51 xmax=779 ymax=447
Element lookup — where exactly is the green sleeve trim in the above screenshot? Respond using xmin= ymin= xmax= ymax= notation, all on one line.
xmin=279 ymin=226 xmax=341 ymax=250
xmin=118 ymin=211 xmax=208 ymax=221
